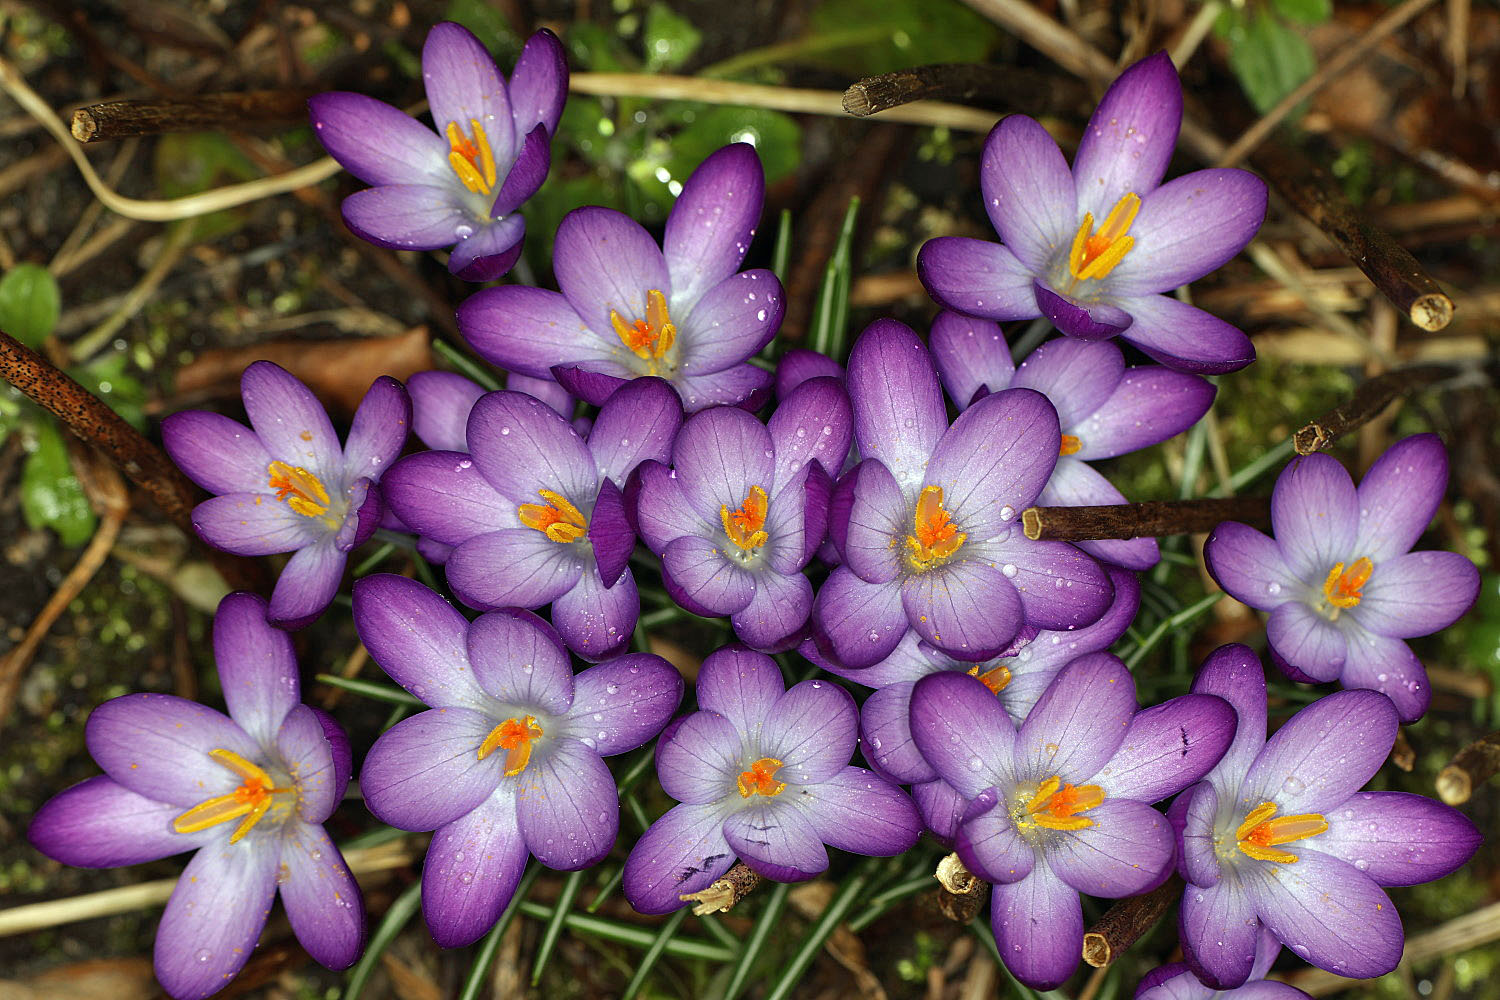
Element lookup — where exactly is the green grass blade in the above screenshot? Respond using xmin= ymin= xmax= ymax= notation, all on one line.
xmin=722 ymin=879 xmax=790 ymax=1000
xmin=516 ymin=901 xmax=734 ymax=961
xmin=771 ymin=207 xmax=793 ymax=282
xmin=620 ymin=906 xmax=689 ymax=1000
xmin=531 ymin=868 xmax=587 ymax=985
xmin=342 ymin=880 xmax=422 ymax=1000
xmin=1124 ymin=591 xmax=1221 ymax=669
xmin=456 ymin=865 xmax=541 ymax=1000
xmin=314 ymin=674 xmax=422 ymax=707
xmin=807 ymin=197 xmax=861 ymax=360
xmin=433 ymin=338 xmax=502 ymax=391
xmin=763 ymin=859 xmax=878 ymax=1000
xmin=586 ymin=862 xmax=626 ymax=913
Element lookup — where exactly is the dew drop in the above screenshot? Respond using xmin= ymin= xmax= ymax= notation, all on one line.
xmin=1282 ymin=776 xmax=1306 ymax=795
xmin=195 ymin=950 xmax=213 ymax=964
xmin=606 ymin=682 xmax=620 ymax=694
xmin=999 ymin=505 xmax=1016 ymax=521
xmin=966 ymin=756 xmax=983 ymax=771
xmin=1001 ymin=564 xmax=1018 ymax=578
xmin=1266 ymin=582 xmax=1281 ymax=596
xmin=459 ymin=871 xmax=474 ymax=885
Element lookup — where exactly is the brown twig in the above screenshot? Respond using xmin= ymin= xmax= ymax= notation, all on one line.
xmin=1435 ymin=730 xmax=1500 ymax=805
xmin=1081 ymin=876 xmax=1181 ymax=967
xmin=678 ymin=862 xmax=762 ymax=915
xmin=70 ymin=91 xmax=314 ymax=142
xmin=934 ymin=853 xmax=989 ymax=924
xmin=1390 ymin=727 xmax=1416 ymax=772
xmin=842 ymin=63 xmax=1076 ymax=118
xmin=1252 ymin=139 xmax=1455 ymax=331
xmin=1292 ymin=365 xmax=1451 ymax=455
xmin=1021 ymin=498 xmax=1271 ymax=542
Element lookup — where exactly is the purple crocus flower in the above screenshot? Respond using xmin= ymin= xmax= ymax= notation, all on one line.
xmin=352 ymin=574 xmax=682 ymax=947
xmin=1137 ymin=929 xmax=1309 ymax=1000
xmin=1203 ymin=434 xmax=1479 ymax=721
xmin=632 ymin=376 xmax=852 ymax=651
xmin=811 ymin=318 xmax=1113 ymax=669
xmin=382 ymin=377 xmax=682 ymax=659
xmin=456 ymin=142 xmax=784 ymax=412
xmin=28 ymin=593 xmax=363 ymax=1000
xmin=309 ymin=23 xmax=567 ymax=281
xmin=911 ymin=653 xmax=1236 ymax=990
xmin=931 ymin=310 xmax=1216 ymax=569
xmin=163 ymin=360 xmax=409 ymax=629
xmin=1172 ymin=645 xmax=1480 ymax=989
xmin=816 ymin=566 xmax=1138 ymax=841
xmin=917 ymin=52 xmax=1266 ymax=374
xmin=623 ymin=646 xmax=921 ymax=913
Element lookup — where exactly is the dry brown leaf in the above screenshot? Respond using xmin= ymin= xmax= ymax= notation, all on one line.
xmin=0 ymin=957 xmax=156 ymax=1000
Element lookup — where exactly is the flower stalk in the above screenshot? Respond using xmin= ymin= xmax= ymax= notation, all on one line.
xmin=1021 ymin=497 xmax=1271 ymax=541
xmin=1293 ymin=364 xmax=1452 ymax=455
xmin=1436 ymin=730 xmax=1500 ymax=805
xmin=1080 ymin=875 xmax=1181 ymax=967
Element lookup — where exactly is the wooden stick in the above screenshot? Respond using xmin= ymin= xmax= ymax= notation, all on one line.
xmin=934 ymin=853 xmax=989 ymax=924
xmin=678 ymin=862 xmax=762 ymax=915
xmin=1436 ymin=730 xmax=1500 ymax=805
xmin=1082 ymin=876 xmax=1181 ymax=967
xmin=1252 ymin=139 xmax=1454 ymax=331
xmin=1022 ymin=498 xmax=1271 ymax=542
xmin=842 ymin=63 xmax=1075 ymax=118
xmin=70 ymin=91 xmax=313 ymax=142
xmin=1292 ymin=365 xmax=1451 ymax=455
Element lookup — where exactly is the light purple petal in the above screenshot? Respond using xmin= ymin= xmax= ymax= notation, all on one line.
xmin=799 ymin=766 xmax=922 ymax=856
xmin=276 ymin=705 xmax=340 ymax=823
xmin=979 ymin=115 xmax=1076 ymax=270
xmin=632 ymin=459 xmax=705 ymax=555
xmin=468 ymin=390 xmax=596 ymax=503
xmin=507 ymin=372 xmax=574 ymax=417
xmin=240 ymin=361 xmax=339 ymax=474
xmin=449 ymin=530 xmax=584 ymax=610
xmin=211 ymin=592 xmax=298 ymax=744
xmin=353 ymin=573 xmax=488 ymax=709
xmin=381 ymin=451 xmax=513 ymax=546
xmin=678 ymin=269 xmax=783 ymax=374
xmin=1246 ymin=850 xmax=1403 ymax=980
xmin=551 ymin=564 xmax=637 ymax=661
xmin=909 ymin=671 xmax=1017 ymax=798
xmin=508 ymin=28 xmax=568 ymax=135
xmin=1048 ymin=798 xmax=1174 ymax=897
xmin=671 ymin=404 xmax=774 ymax=520
xmin=1116 ymin=293 xmax=1256 ymax=374
xmin=1038 ymin=460 xmax=1160 ymax=571
xmin=517 ymin=737 xmax=618 ymax=868
xmin=28 ymin=776 xmax=209 ymax=867
xmin=1354 ymin=550 xmax=1479 ymax=638
xmin=696 ymin=646 xmax=785 ymax=734
xmin=913 ymin=777 xmax=968 ymax=844
xmin=1097 ymin=694 xmax=1235 ymax=804
xmin=458 ymin=286 xmax=603 ymax=381
xmin=552 ymin=363 xmax=633 ymax=408
xmin=307 ymin=707 xmax=352 ymax=805
xmin=924 ymin=386 xmax=1059 ymax=535
xmin=985 ymin=536 xmax=1114 ymax=631
xmin=1337 ymin=629 xmax=1431 ymax=723
xmin=1318 ymin=790 xmax=1480 ymax=886
xmin=1016 ymin=653 xmax=1135 ymax=784
xmin=409 ymin=371 xmax=485 ymax=451
xmin=1241 ymin=690 xmax=1398 ymax=815
xmin=554 ymin=206 xmax=670 ymax=340
xmin=811 ymin=567 xmax=907 ymax=669
xmin=1012 ymin=337 xmax=1124 ymax=428
xmin=449 ymin=213 xmax=526 ymax=281
xmin=1273 ymin=452 xmax=1359 ymax=580
xmin=154 ymin=838 xmax=277 ymax=1000
xmin=673 ymin=363 xmax=775 ymax=413
xmin=342 ymin=184 xmax=470 ymax=251
xmin=1107 ymin=169 xmax=1267 ymax=296
xmin=858 ymin=681 xmax=933 ymax=784
xmin=662 ymin=534 xmax=754 ymax=614
xmin=723 ymin=800 xmax=828 ymax=882
xmin=568 ymin=653 xmax=683 ymax=755
xmin=467 ymin=608 xmax=574 ymax=714
xmin=279 ymin=821 xmax=364 ymax=969
xmin=86 ymin=694 xmax=257 ymax=807
xmin=1204 ymin=521 xmax=1300 ymax=612
xmin=930 ymin=310 xmax=1014 ymax=410
xmin=1266 ymin=601 xmax=1346 ymax=682
xmin=656 ymin=710 xmax=742 ymax=804
xmin=191 ymin=492 xmax=320 ymax=556
xmin=1072 ymin=366 xmax=1217 ymax=460
xmin=309 ymin=91 xmax=449 ymax=187
xmin=665 ymin=143 xmax=764 ymax=310
xmin=990 ymin=865 xmax=1083 ymax=990
xmin=162 ymin=410 xmax=272 ymax=495
xmin=1180 ymin=880 xmax=1260 ymax=990
xmin=775 ymin=349 xmax=844 ymax=400
xmin=267 ymin=540 xmax=345 ymax=629
xmin=768 ymin=375 xmax=852 ymax=493
xmin=1354 ymin=434 xmax=1448 ymax=563
xmin=360 ymin=707 xmax=501 ymax=830
xmin=624 ymin=801 xmax=735 ymax=914
xmin=422 ymin=22 xmax=515 ymax=169
xmin=1035 ymin=282 xmax=1133 ymax=341
xmin=589 ymin=375 xmax=683 ymax=485
xmin=422 ymin=787 xmax=528 ymax=947
xmin=846 ymin=319 xmax=947 ymax=495
xmin=1073 ymin=52 xmax=1181 ymax=221
xmin=732 ymin=564 xmax=813 ymax=652
xmin=917 ymin=236 xmax=1040 ymax=322
xmin=1177 ymin=781 xmax=1221 ymax=887
xmin=902 ymin=559 xmax=1024 ymax=661
xmin=1190 ymin=644 xmax=1268 ymax=798
xmin=842 ymin=458 xmax=906 ymax=584
xmin=341 ymin=376 xmax=410 ymax=484
xmin=955 ymin=787 xmax=1034 ymax=884
xmin=491 ymin=124 xmax=550 ymax=217
xmin=761 ymin=678 xmax=857 ymax=785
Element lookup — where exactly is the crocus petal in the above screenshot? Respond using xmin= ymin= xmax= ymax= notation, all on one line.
xmin=458 ymin=285 xmax=604 ymax=380
xmin=768 ymin=375 xmax=853 ymax=493
xmin=1318 ymin=790 xmax=1480 ymax=886
xmin=239 ymin=361 xmax=340 ymax=472
xmin=382 ymin=450 xmax=515 ymax=547
xmin=343 ymin=376 xmax=410 ymax=483
xmin=422 ymin=787 xmax=528 ymax=947
xmin=775 ymin=349 xmax=844 ymax=400
xmin=1012 ymin=337 xmax=1124 ymax=429
xmin=1072 ymin=366 xmax=1217 ymax=460
xmin=990 ymin=866 xmax=1083 ymax=990
xmin=1241 ymin=690 xmax=1398 ymax=815
xmin=1115 ymin=293 xmax=1256 ymax=374
xmin=810 ymin=568 xmax=908 ymax=669
xmin=554 ymin=206 xmax=671 ymax=339
xmin=1180 ymin=880 xmax=1261 ymax=990
xmin=210 ymin=592 xmax=298 ymax=745
xmin=985 ymin=537 xmax=1114 ymax=631
xmin=723 ymin=800 xmax=829 ymax=882
xmin=1354 ymin=550 xmax=1479 ymax=638
xmin=589 ymin=478 xmax=634 ymax=586
xmin=979 ymin=115 xmax=1077 ymax=270
xmin=1247 ymin=850 xmax=1404 ymax=980
xmin=568 ymin=654 xmax=683 ymax=755
xmin=1337 ymin=629 xmax=1431 ymax=723
xmin=1097 ymin=694 xmax=1236 ymax=804
xmin=517 ymin=738 xmax=618 ymax=868
xmin=508 ymin=372 xmax=574 ymax=417
xmin=846 ymin=319 xmax=947 ymax=495
xmin=656 ymin=711 xmax=742 ymax=804
xmin=1177 ymin=781 xmax=1222 ymax=887
xmin=279 ymin=822 xmax=364 ymax=969
xmin=902 ymin=559 xmax=1024 ymax=661
xmin=1190 ymin=644 xmax=1268 ymax=797
xmin=308 ymin=91 xmax=449 ymax=187
xmin=1271 ymin=452 xmax=1360 ymax=582
xmin=1073 ymin=52 xmax=1181 ymax=219
xmin=1266 ymin=601 xmax=1346 ymax=682
xmin=917 ymin=236 xmax=1040 ymax=321
xmin=674 ymin=364 xmax=775 ymax=412
xmin=360 ymin=707 xmax=502 ymax=830
xmin=466 ymin=608 xmax=574 ymax=714
xmin=696 ymin=646 xmax=785 ymax=733
xmin=449 ymin=213 xmax=526 ymax=282
xmin=28 ymin=776 xmax=209 ymax=867
xmin=624 ymin=801 xmax=735 ymax=914
xmin=662 ymin=534 xmax=755 ymax=615
xmin=1035 ymin=282 xmax=1133 ymax=341
xmin=1015 ymin=653 xmax=1135 ymax=784
xmin=1038 ymin=460 xmax=1160 ymax=571
xmin=930 ymin=310 xmax=1014 ymax=410
xmin=1106 ymin=169 xmax=1267 ymax=296
xmin=842 ymin=458 xmax=907 ymax=584
xmin=353 ymin=573 xmax=489 ymax=709
xmin=1049 ymin=798 xmax=1175 ymax=897
xmin=924 ymin=386 xmax=1059 ymax=535
xmin=552 ymin=363 xmax=633 ymax=408
xmin=162 ymin=411 xmax=273 ymax=495
xmin=1204 ymin=521 xmax=1300 ymax=612
xmin=268 ymin=541 xmax=345 ymax=629
xmin=448 ymin=530 xmax=585 ymax=611
xmin=909 ymin=671 xmax=1017 ymax=798
xmin=913 ymin=777 xmax=968 ymax=844
xmin=665 ymin=142 xmax=764 ymax=310
xmin=342 ymin=184 xmax=471 ymax=251
xmin=630 ymin=458 xmax=702 ymax=554
xmin=759 ymin=678 xmax=857 ymax=785
xmin=277 ymin=705 xmax=341 ymax=824
xmin=409 ymin=371 xmax=485 ymax=451
xmin=191 ymin=492 xmax=321 ymax=557
xmin=799 ymin=766 xmax=922 ymax=856
xmin=1354 ymin=434 xmax=1449 ymax=563
xmin=468 ymin=390 xmax=596 ymax=503
xmin=955 ymin=788 xmax=1034 ymax=884
xmin=154 ymin=839 xmax=277 ymax=1000
xmin=422 ymin=22 xmax=515 ymax=169
xmin=550 ymin=564 xmax=637 ymax=660
xmin=490 ymin=124 xmax=550 ymax=217
xmin=508 ymin=28 xmax=568 ymax=135
xmin=589 ymin=376 xmax=683 ymax=485
xmin=87 ymin=694 xmax=258 ymax=806
xmin=671 ymin=405 xmax=774 ymax=520
xmin=858 ymin=681 xmax=934 ymax=784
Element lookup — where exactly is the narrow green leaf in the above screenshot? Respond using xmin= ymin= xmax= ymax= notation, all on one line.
xmin=432 ymin=338 xmax=502 ymax=391
xmin=0 ymin=263 xmax=61 ymax=348
xmin=763 ymin=859 xmax=879 ymax=1000
xmin=586 ymin=862 xmax=627 ymax=913
xmin=1271 ymin=0 xmax=1332 ymax=25
xmin=517 ymin=901 xmax=735 ymax=961
xmin=342 ymin=880 xmax=422 ymax=1000
xmin=621 ymin=906 xmax=688 ymax=1000
xmin=531 ymin=868 xmax=586 ymax=985
xmin=1124 ymin=592 xmax=1221 ymax=669
xmin=771 ymin=208 xmax=793 ymax=283
xmin=847 ymin=873 xmax=935 ymax=933
xmin=314 ymin=674 xmax=423 ymax=706
xmin=1215 ymin=438 xmax=1295 ymax=496
xmin=807 ymin=197 xmax=861 ymax=360
xmin=352 ymin=542 xmax=397 ymax=577
xmin=723 ymin=879 xmax=790 ymax=1000
xmin=457 ymin=864 xmax=540 ymax=1000
xmin=21 ymin=421 xmax=95 ymax=545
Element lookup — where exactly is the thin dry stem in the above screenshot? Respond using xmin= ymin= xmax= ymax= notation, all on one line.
xmin=679 ymin=862 xmax=762 ymax=915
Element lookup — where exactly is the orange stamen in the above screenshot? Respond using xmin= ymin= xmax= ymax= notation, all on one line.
xmin=445 ymin=118 xmax=497 ymax=195
xmin=609 ymin=289 xmax=676 ymax=372
xmin=1321 ymin=557 xmax=1373 ymax=617
xmin=736 ymin=757 xmax=786 ymax=798
xmin=721 ymin=485 xmax=770 ymax=552
xmin=518 ymin=489 xmax=588 ymax=544
xmin=1023 ymin=775 xmax=1105 ymax=831
xmin=267 ymin=460 xmax=331 ymax=518
xmin=906 ymin=485 xmax=966 ymax=568
xmin=172 ymin=749 xmax=295 ymax=844
xmin=967 ymin=662 xmax=1013 ymax=696
xmin=478 ymin=715 xmax=544 ymax=777
xmin=1067 ymin=192 xmax=1141 ymax=281
xmin=1060 ymin=434 xmax=1081 ymax=456
xmin=1235 ymin=801 xmax=1328 ymax=864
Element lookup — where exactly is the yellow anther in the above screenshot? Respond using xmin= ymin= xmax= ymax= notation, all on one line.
xmin=267 ymin=460 xmax=331 ymax=518
xmin=609 ymin=289 xmax=676 ymax=372
xmin=518 ymin=489 xmax=588 ymax=544
xmin=1235 ymin=801 xmax=1328 ymax=864
xmin=446 ymin=118 xmax=497 ymax=195
xmin=906 ymin=485 xmax=966 ymax=568
xmin=1023 ymin=775 xmax=1105 ymax=832
xmin=1322 ymin=557 xmax=1373 ymax=615
xmin=478 ymin=715 xmax=544 ymax=777
xmin=721 ymin=485 xmax=770 ymax=552
xmin=1067 ymin=192 xmax=1141 ymax=281
xmin=172 ymin=749 xmax=294 ymax=844
xmin=737 ymin=757 xmax=786 ymax=798
xmin=967 ymin=662 xmax=1013 ymax=696
xmin=1060 ymin=434 xmax=1081 ymax=456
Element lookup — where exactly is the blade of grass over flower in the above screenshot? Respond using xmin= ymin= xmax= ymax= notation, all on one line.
xmin=531 ymin=868 xmax=586 ymax=985
xmin=432 ymin=338 xmax=502 ymax=391
xmin=351 ymin=542 xmax=397 ymax=578
xmin=763 ymin=859 xmax=879 ymax=1000
xmin=620 ymin=907 xmax=689 ymax=1000
xmin=771 ymin=207 xmax=793 ymax=283
xmin=587 ymin=863 xmax=626 ymax=913
xmin=615 ymin=747 xmax=656 ymax=795
xmin=807 ymin=197 xmax=860 ymax=360
xmin=723 ymin=879 xmax=790 ymax=1000
xmin=633 ymin=618 xmax=651 ymax=654
xmin=1008 ymin=317 xmax=1054 ymax=362
xmin=1123 ymin=592 xmax=1221 ymax=670
xmin=342 ymin=880 xmax=421 ymax=1000
xmin=640 ymin=605 xmax=731 ymax=630
xmin=516 ymin=901 xmax=735 ymax=961
xmin=315 ymin=674 xmax=423 ymax=706
xmin=458 ymin=864 xmax=541 ymax=1000
xmin=1214 ymin=438 xmax=1295 ymax=497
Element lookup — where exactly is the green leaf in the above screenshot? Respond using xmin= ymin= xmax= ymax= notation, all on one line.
xmin=644 ymin=3 xmax=702 ymax=71
xmin=21 ymin=421 xmax=95 ymax=546
xmin=0 ymin=263 xmax=61 ymax=348
xmin=1223 ymin=8 xmax=1317 ymax=113
xmin=73 ymin=353 xmax=147 ymax=430
xmin=1271 ymin=0 xmax=1332 ymax=26
xmin=443 ymin=0 xmax=521 ymax=63
xmin=668 ymin=105 xmax=802 ymax=184
xmin=154 ymin=132 xmax=259 ymax=241
xmin=805 ymin=0 xmax=999 ymax=76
